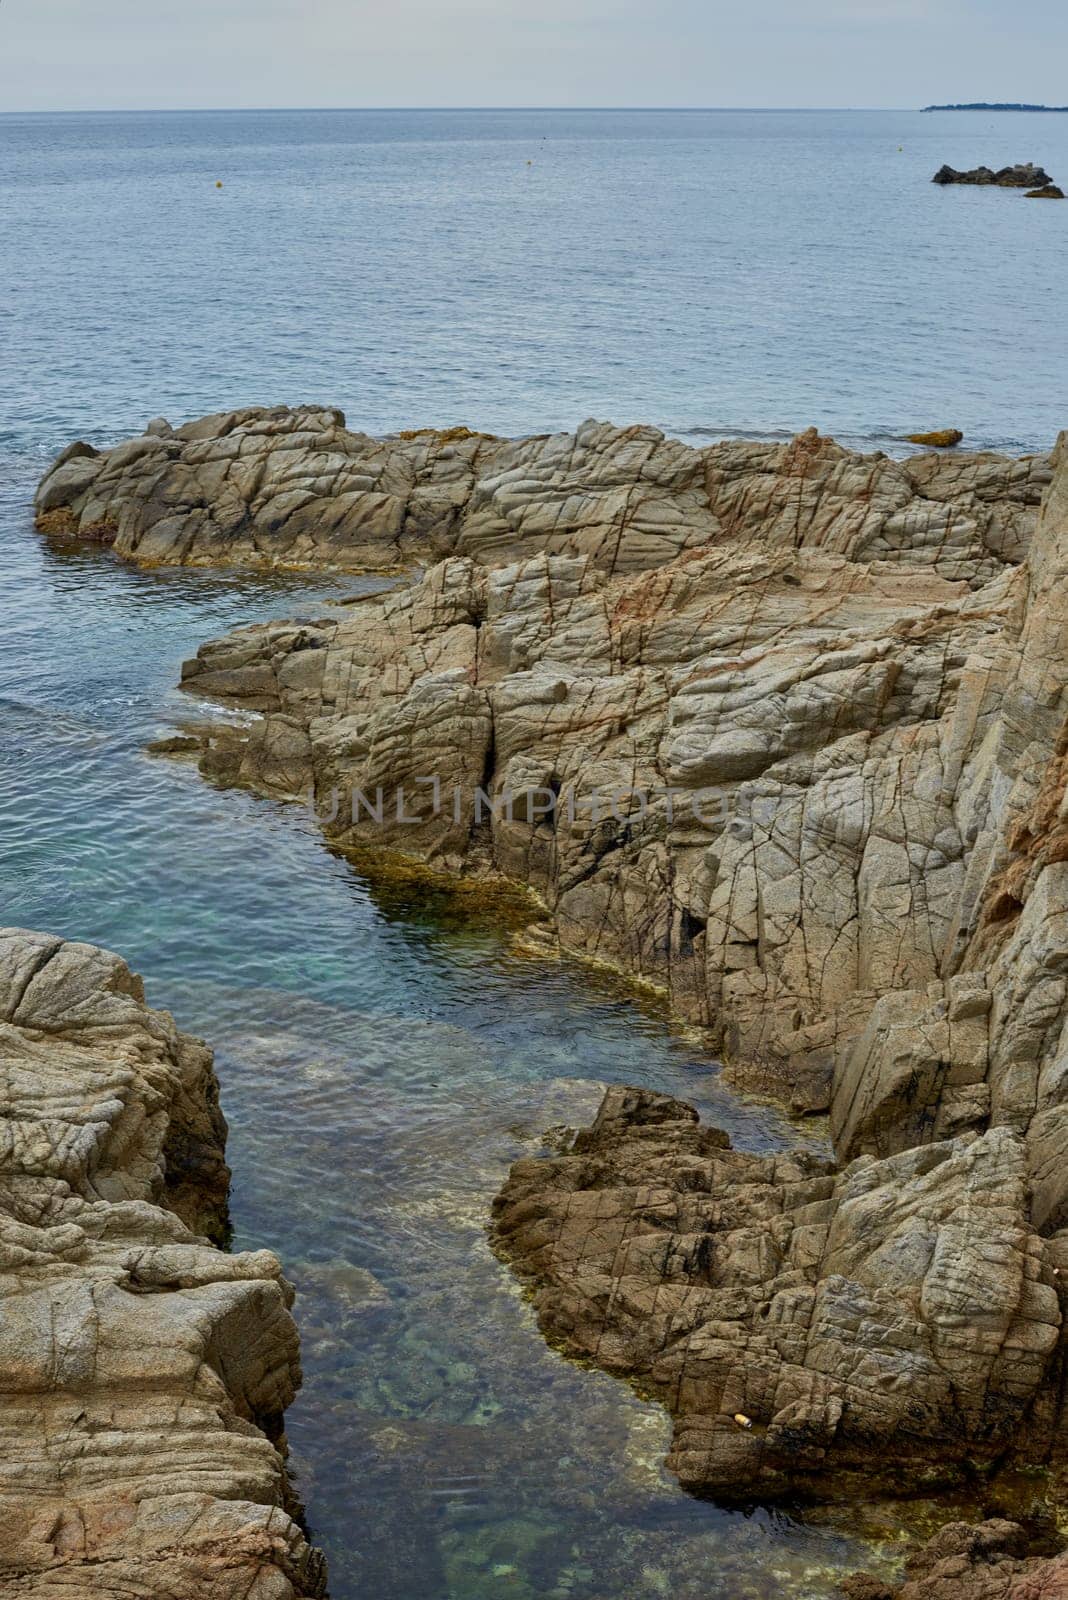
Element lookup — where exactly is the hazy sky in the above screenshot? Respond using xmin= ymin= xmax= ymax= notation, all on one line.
xmin=1 ymin=0 xmax=1066 ymax=113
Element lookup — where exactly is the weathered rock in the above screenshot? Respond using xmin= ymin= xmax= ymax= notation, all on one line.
xmin=1026 ymin=185 xmax=1067 ymax=200
xmin=932 ymin=163 xmax=1054 ymax=188
xmin=165 ymin=427 xmax=1061 ymax=1128
xmin=0 ymin=928 xmax=325 ymax=1598
xmin=841 ymin=1519 xmax=1068 ymax=1600
xmin=492 ymin=1085 xmax=1065 ymax=1502
xmin=35 ymin=410 xmax=1049 ymax=578
xmin=906 ymin=430 xmax=964 ymax=448
xmin=38 ymin=411 xmax=1068 ymax=1520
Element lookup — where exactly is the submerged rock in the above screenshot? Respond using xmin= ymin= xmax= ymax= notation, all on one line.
xmin=493 ymin=1085 xmax=1063 ymax=1502
xmin=0 ymin=928 xmax=325 ymax=1598
xmin=840 ymin=1519 xmax=1068 ymax=1599
xmin=932 ymin=162 xmax=1054 ymax=187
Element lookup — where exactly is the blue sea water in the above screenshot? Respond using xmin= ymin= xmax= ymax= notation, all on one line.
xmin=2 ymin=106 xmax=1067 ymax=453
xmin=1 ymin=108 xmax=1066 ymax=1598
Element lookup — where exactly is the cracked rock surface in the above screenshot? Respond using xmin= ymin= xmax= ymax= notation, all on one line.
xmin=36 ymin=411 xmax=1068 ymax=1510
xmin=492 ymin=1085 xmax=1066 ymax=1503
xmin=35 ymin=407 xmax=1049 ymax=579
xmin=0 ymin=928 xmax=325 ymax=1598
xmin=161 ymin=423 xmax=1067 ymax=1143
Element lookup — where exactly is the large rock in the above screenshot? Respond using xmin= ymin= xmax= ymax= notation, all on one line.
xmin=166 ymin=430 xmax=1061 ymax=1129
xmin=0 ymin=929 xmax=325 ymax=1598
xmin=35 ymin=410 xmax=1048 ymax=577
xmin=492 ymin=1086 xmax=1064 ymax=1502
xmin=41 ymin=411 xmax=1068 ymax=1516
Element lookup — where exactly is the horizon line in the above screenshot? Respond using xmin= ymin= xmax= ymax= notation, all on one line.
xmin=0 ymin=103 xmax=949 ymax=117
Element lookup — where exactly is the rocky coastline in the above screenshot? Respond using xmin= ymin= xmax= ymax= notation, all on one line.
xmin=34 ymin=406 xmax=1068 ymax=1565
xmin=0 ymin=928 xmax=325 ymax=1597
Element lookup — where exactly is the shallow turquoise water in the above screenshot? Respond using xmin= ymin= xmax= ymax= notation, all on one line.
xmin=0 ymin=459 xmax=883 ymax=1597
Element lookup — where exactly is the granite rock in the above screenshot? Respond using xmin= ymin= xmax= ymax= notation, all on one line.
xmin=166 ymin=428 xmax=1064 ymax=1146
xmin=841 ymin=1519 xmax=1068 ymax=1600
xmin=0 ymin=928 xmax=325 ymax=1598
xmin=492 ymin=1086 xmax=1065 ymax=1501
xmin=35 ymin=410 xmax=1049 ymax=578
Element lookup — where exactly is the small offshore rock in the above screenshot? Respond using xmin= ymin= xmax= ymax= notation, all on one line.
xmin=1025 ymin=184 xmax=1066 ymax=199
xmin=906 ymin=428 xmax=963 ymax=447
xmin=932 ymin=161 xmax=1054 ymax=187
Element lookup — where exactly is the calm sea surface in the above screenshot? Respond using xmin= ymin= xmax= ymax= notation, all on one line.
xmin=1 ymin=108 xmax=1066 ymax=1598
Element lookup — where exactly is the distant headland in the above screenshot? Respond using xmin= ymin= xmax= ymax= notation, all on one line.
xmin=922 ymin=102 xmax=1068 ymax=112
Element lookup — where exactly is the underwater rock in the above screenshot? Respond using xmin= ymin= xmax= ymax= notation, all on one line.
xmin=0 ymin=928 xmax=325 ymax=1598
xmin=493 ymin=1085 xmax=1064 ymax=1503
xmin=840 ymin=1519 xmax=1068 ymax=1599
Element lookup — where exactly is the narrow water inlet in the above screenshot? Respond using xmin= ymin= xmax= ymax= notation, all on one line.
xmin=0 ymin=467 xmax=893 ymax=1598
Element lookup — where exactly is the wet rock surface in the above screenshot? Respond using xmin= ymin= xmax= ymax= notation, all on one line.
xmin=0 ymin=928 xmax=324 ymax=1598
xmin=492 ymin=1085 xmax=1065 ymax=1503
xmin=905 ymin=430 xmax=963 ymax=448
xmin=841 ymin=1519 xmax=1068 ymax=1599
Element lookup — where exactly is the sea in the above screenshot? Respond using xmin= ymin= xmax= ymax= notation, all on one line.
xmin=1 ymin=108 xmax=1066 ymax=1599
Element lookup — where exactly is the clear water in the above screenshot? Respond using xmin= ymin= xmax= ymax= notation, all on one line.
xmin=3 ymin=105 xmax=1058 ymax=1598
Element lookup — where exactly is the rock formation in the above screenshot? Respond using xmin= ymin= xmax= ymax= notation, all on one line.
xmin=34 ymin=408 xmax=1044 ymax=578
xmin=0 ymin=928 xmax=324 ymax=1598
xmin=145 ymin=418 xmax=1055 ymax=1118
xmin=493 ymin=1085 xmax=1065 ymax=1503
xmin=905 ymin=430 xmax=963 ymax=448
xmin=35 ymin=408 xmax=1068 ymax=1516
xmin=1026 ymin=185 xmax=1067 ymax=200
xmin=932 ymin=163 xmax=1055 ymax=188
xmin=841 ymin=1520 xmax=1068 ymax=1600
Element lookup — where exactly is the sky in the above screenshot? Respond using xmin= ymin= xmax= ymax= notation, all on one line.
xmin=0 ymin=0 xmax=1066 ymax=113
